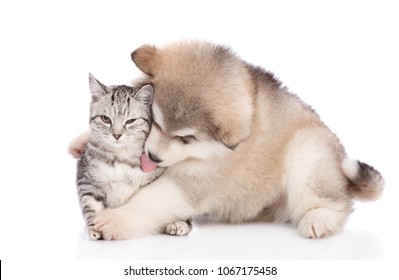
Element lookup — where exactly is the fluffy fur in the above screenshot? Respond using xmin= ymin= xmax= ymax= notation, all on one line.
xmin=74 ymin=74 xmax=191 ymax=239
xmin=75 ymin=41 xmax=383 ymax=240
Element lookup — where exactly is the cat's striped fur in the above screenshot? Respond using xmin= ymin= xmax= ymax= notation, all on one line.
xmin=77 ymin=74 xmax=164 ymax=240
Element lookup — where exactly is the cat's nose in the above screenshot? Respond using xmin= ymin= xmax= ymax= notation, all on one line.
xmin=113 ymin=134 xmax=121 ymax=140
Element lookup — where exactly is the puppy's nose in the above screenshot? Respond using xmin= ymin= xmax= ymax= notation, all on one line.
xmin=113 ymin=134 xmax=121 ymax=140
xmin=148 ymin=151 xmax=162 ymax=163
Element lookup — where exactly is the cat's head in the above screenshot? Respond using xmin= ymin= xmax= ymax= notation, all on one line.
xmin=88 ymin=73 xmax=153 ymax=148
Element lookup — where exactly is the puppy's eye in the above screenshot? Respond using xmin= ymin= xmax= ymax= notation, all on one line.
xmin=178 ymin=135 xmax=196 ymax=144
xmin=100 ymin=115 xmax=111 ymax=124
xmin=125 ymin=119 xmax=137 ymax=125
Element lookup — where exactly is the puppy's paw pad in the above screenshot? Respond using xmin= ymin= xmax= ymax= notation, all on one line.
xmin=68 ymin=131 xmax=91 ymax=158
xmin=69 ymin=146 xmax=83 ymax=158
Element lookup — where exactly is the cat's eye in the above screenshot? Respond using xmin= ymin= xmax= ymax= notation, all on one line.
xmin=125 ymin=119 xmax=137 ymax=125
xmin=177 ymin=135 xmax=196 ymax=144
xmin=100 ymin=115 xmax=111 ymax=124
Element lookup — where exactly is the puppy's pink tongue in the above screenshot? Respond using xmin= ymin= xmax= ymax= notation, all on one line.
xmin=140 ymin=152 xmax=158 ymax=173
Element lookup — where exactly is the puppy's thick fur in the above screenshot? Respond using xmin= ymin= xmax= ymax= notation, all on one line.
xmin=92 ymin=41 xmax=384 ymax=239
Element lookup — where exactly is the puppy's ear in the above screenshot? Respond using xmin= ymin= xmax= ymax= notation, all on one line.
xmin=211 ymin=98 xmax=254 ymax=150
xmin=214 ymin=120 xmax=251 ymax=150
xmin=131 ymin=45 xmax=157 ymax=76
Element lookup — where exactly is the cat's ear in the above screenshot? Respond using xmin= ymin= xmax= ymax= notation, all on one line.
xmin=134 ymin=85 xmax=153 ymax=105
xmin=89 ymin=73 xmax=107 ymax=101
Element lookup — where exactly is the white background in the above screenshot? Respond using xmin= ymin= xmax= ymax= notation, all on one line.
xmin=0 ymin=0 xmax=398 ymax=278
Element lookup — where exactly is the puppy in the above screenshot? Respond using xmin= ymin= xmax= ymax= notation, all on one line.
xmin=73 ymin=40 xmax=383 ymax=239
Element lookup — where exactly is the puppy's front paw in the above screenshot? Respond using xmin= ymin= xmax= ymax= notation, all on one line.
xmin=68 ymin=146 xmax=84 ymax=158
xmin=93 ymin=209 xmax=126 ymax=240
xmin=165 ymin=220 xmax=192 ymax=236
xmin=68 ymin=130 xmax=91 ymax=158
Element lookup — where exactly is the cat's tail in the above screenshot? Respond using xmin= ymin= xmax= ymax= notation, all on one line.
xmin=342 ymin=158 xmax=384 ymax=201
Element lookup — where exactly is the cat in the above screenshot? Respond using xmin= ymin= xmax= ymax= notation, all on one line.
xmin=76 ymin=74 xmax=191 ymax=240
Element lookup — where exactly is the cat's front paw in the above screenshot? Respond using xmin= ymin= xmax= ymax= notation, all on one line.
xmin=92 ymin=208 xmax=127 ymax=240
xmin=88 ymin=228 xmax=102 ymax=240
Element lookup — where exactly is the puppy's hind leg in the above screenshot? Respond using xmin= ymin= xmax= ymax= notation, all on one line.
xmin=284 ymin=131 xmax=352 ymax=238
xmin=288 ymin=165 xmax=352 ymax=238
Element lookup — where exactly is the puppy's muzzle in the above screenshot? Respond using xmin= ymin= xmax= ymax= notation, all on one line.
xmin=148 ymin=151 xmax=163 ymax=164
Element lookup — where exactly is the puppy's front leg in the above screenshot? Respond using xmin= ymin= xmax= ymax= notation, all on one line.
xmin=68 ymin=130 xmax=91 ymax=158
xmin=93 ymin=177 xmax=196 ymax=240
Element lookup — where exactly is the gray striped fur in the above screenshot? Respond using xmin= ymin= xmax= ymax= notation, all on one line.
xmin=77 ymin=74 xmax=163 ymax=240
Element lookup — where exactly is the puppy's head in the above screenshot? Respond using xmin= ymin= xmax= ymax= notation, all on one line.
xmin=132 ymin=40 xmax=255 ymax=167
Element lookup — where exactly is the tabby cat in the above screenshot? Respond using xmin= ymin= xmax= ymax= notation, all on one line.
xmin=76 ymin=74 xmax=191 ymax=240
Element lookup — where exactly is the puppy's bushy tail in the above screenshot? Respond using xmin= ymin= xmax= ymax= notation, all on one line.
xmin=342 ymin=158 xmax=384 ymax=201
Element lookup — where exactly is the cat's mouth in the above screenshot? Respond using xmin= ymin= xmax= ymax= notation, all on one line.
xmin=106 ymin=138 xmax=129 ymax=147
xmin=108 ymin=137 xmax=143 ymax=149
